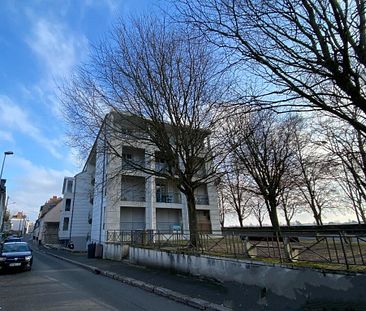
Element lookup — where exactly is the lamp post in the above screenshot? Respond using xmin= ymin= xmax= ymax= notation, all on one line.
xmin=0 ymin=151 xmax=14 ymax=181
xmin=0 ymin=151 xmax=13 ymax=234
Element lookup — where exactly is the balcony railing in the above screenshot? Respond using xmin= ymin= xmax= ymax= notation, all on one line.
xmin=195 ymin=195 xmax=209 ymax=205
xmin=121 ymin=190 xmax=146 ymax=202
xmin=122 ymin=159 xmax=145 ymax=170
xmin=155 ymin=163 xmax=168 ymax=173
xmin=120 ymin=222 xmax=146 ymax=231
xmin=156 ymin=222 xmax=183 ymax=233
xmin=156 ymin=192 xmax=182 ymax=204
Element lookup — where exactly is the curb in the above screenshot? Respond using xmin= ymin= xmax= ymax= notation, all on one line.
xmin=41 ymin=250 xmax=231 ymax=311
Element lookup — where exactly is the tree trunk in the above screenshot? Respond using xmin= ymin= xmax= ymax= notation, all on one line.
xmin=285 ymin=214 xmax=291 ymax=227
xmin=237 ymin=212 xmax=244 ymax=228
xmin=312 ymin=208 xmax=323 ymax=226
xmin=361 ymin=210 xmax=366 ymax=224
xmin=267 ymin=199 xmax=281 ymax=233
xmin=185 ymin=189 xmax=199 ymax=248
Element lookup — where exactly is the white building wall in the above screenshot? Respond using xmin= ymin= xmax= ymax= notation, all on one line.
xmin=10 ymin=218 xmax=27 ymax=234
xmin=58 ymin=177 xmax=74 ymax=240
xmin=206 ymin=182 xmax=221 ymax=232
xmin=91 ymin=136 xmax=107 ymax=244
xmin=69 ymin=171 xmax=93 ymax=250
xmin=85 ymin=116 xmax=221 ymax=246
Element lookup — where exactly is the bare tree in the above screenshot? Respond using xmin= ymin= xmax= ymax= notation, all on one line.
xmin=217 ymin=180 xmax=231 ymax=228
xmin=250 ymin=199 xmax=267 ymax=228
xmin=177 ymin=0 xmax=366 ymax=134
xmin=320 ymin=117 xmax=366 ymax=223
xmin=61 ymin=16 xmax=231 ymax=246
xmin=225 ymin=110 xmax=299 ymax=232
xmin=278 ymin=190 xmax=302 ymax=227
xmin=221 ymin=162 xmax=252 ymax=227
xmin=293 ymin=124 xmax=336 ymax=225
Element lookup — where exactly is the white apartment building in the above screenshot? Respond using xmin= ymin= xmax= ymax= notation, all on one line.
xmin=87 ymin=113 xmax=221 ymax=246
xmin=58 ymin=161 xmax=95 ymax=250
xmin=61 ymin=113 xmax=221 ymax=253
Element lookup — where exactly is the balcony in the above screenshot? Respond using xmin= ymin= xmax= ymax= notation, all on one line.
xmin=156 ymin=192 xmax=182 ymax=204
xmin=122 ymin=159 xmax=145 ymax=170
xmin=195 ymin=195 xmax=209 ymax=205
xmin=121 ymin=190 xmax=145 ymax=202
xmin=121 ymin=175 xmax=145 ymax=202
xmin=155 ymin=162 xmax=168 ymax=173
xmin=120 ymin=221 xmax=146 ymax=230
xmin=156 ymin=222 xmax=183 ymax=233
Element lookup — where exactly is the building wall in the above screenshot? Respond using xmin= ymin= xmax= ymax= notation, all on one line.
xmin=37 ymin=201 xmax=61 ymax=244
xmin=59 ymin=167 xmax=94 ymax=250
xmin=58 ymin=177 xmax=74 ymax=240
xmin=10 ymin=218 xmax=28 ymax=235
xmin=91 ymin=136 xmax=107 ymax=243
xmin=87 ymin=118 xmax=221 ymax=246
xmin=69 ymin=170 xmax=93 ymax=250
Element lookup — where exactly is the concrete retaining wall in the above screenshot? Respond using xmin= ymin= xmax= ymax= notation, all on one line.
xmin=129 ymin=247 xmax=366 ymax=308
xmin=103 ymin=243 xmax=129 ymax=261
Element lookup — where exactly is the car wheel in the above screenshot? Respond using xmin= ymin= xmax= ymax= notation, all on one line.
xmin=25 ymin=264 xmax=32 ymax=271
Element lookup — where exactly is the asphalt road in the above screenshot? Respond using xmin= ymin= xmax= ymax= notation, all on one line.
xmin=0 ymin=251 xmax=197 ymax=311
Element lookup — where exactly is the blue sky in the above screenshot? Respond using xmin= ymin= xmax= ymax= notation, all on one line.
xmin=0 ymin=0 xmax=158 ymax=221
xmin=0 ymin=1 xmax=352 ymax=225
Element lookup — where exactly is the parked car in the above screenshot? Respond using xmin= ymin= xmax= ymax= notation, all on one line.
xmin=3 ymin=236 xmax=22 ymax=243
xmin=0 ymin=242 xmax=33 ymax=271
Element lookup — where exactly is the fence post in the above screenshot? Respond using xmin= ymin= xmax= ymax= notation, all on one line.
xmin=339 ymin=232 xmax=349 ymax=270
xmin=283 ymin=237 xmax=292 ymax=262
xmin=242 ymin=236 xmax=256 ymax=258
xmin=275 ymin=231 xmax=283 ymax=263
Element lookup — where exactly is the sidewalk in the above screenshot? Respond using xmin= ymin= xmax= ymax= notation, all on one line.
xmin=36 ymin=244 xmax=234 ymax=311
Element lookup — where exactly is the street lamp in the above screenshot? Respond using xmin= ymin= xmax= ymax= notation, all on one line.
xmin=0 ymin=151 xmax=14 ymax=181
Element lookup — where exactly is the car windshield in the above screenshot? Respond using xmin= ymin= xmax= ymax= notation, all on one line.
xmin=2 ymin=243 xmax=30 ymax=253
xmin=6 ymin=238 xmax=21 ymax=242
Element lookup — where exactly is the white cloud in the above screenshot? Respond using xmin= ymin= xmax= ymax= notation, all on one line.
xmin=7 ymin=157 xmax=75 ymax=221
xmin=23 ymin=14 xmax=89 ymax=120
xmin=0 ymin=95 xmax=62 ymax=159
xmin=0 ymin=130 xmax=14 ymax=143
xmin=26 ymin=18 xmax=88 ymax=80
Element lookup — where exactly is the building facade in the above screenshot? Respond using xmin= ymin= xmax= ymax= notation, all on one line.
xmin=33 ymin=200 xmax=61 ymax=244
xmin=86 ymin=114 xmax=221 ymax=246
xmin=10 ymin=211 xmax=29 ymax=236
xmin=58 ymin=163 xmax=95 ymax=251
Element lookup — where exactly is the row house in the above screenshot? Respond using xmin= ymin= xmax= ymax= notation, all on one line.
xmin=33 ymin=197 xmax=62 ymax=243
xmin=33 ymin=201 xmax=61 ymax=244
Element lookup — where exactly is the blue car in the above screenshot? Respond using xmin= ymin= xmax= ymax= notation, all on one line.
xmin=0 ymin=242 xmax=33 ymax=271
xmin=3 ymin=236 xmax=23 ymax=243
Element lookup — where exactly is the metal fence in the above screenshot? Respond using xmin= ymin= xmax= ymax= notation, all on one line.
xmin=106 ymin=228 xmax=366 ymax=270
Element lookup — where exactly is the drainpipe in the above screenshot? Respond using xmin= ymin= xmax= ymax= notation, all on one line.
xmin=99 ymin=130 xmax=106 ymax=243
xmin=69 ymin=176 xmax=77 ymax=244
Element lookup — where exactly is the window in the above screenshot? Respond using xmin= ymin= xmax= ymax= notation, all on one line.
xmin=65 ymin=199 xmax=71 ymax=211
xmin=123 ymin=154 xmax=132 ymax=160
xmin=156 ymin=180 xmax=167 ymax=202
xmin=62 ymin=217 xmax=69 ymax=231
xmin=122 ymin=154 xmax=133 ymax=169
xmin=66 ymin=180 xmax=73 ymax=193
